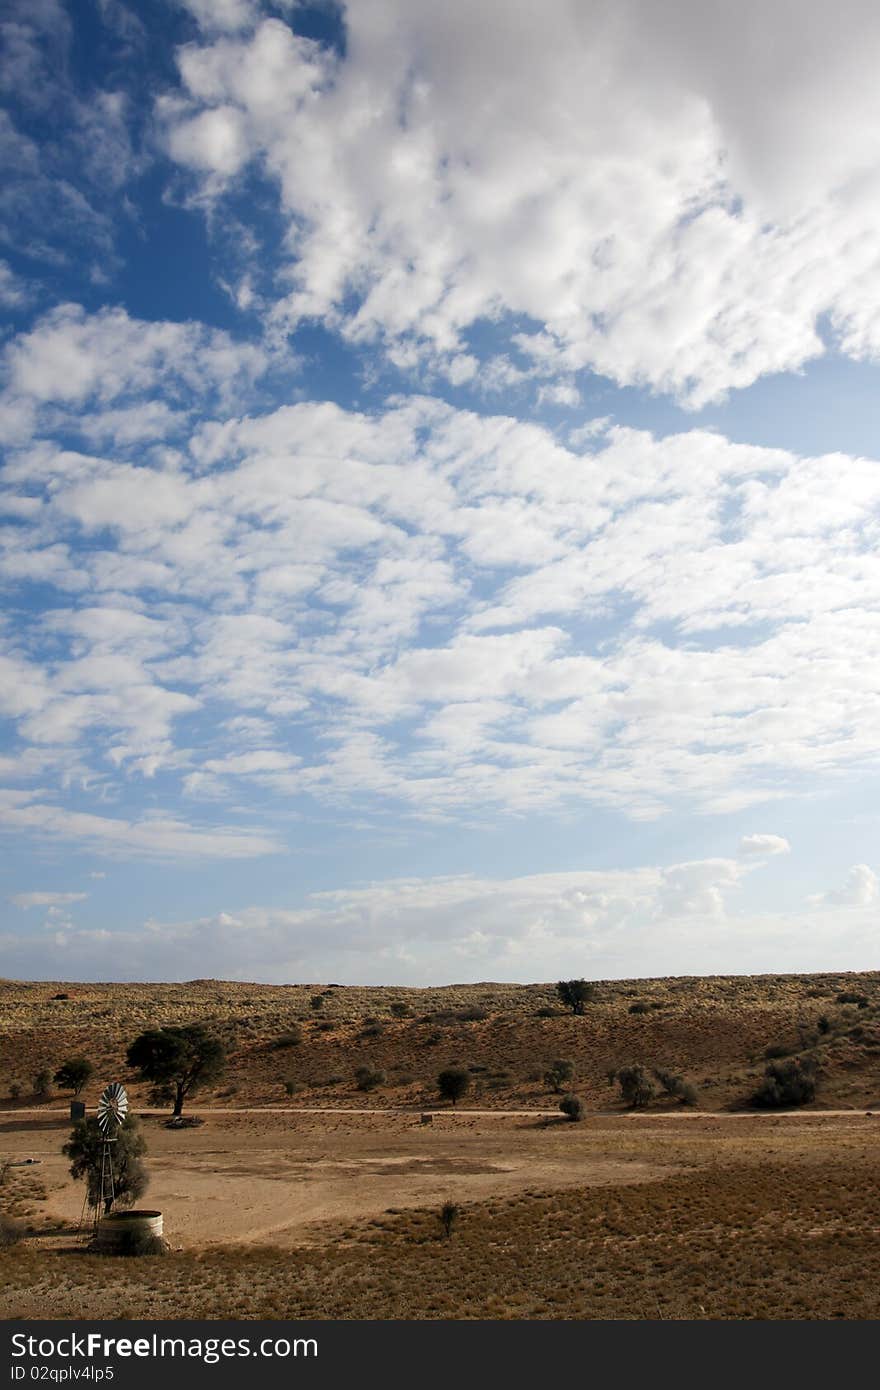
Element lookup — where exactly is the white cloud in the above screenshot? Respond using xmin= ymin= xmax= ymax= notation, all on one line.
xmin=160 ymin=2 xmax=880 ymax=404
xmin=811 ymin=863 xmax=880 ymax=908
xmin=1 ymin=304 xmax=273 ymax=428
xmin=0 ymin=259 xmax=28 ymax=307
xmin=168 ymin=105 xmax=250 ymax=176
xmin=3 ymin=851 xmax=874 ymax=983
xmin=6 ymin=390 xmax=880 ymax=822
xmin=738 ymin=834 xmax=791 ymax=858
xmin=0 ymin=791 xmax=282 ymax=859
xmin=178 ymin=0 xmax=259 ymax=34
xmin=11 ymin=890 xmax=87 ymax=909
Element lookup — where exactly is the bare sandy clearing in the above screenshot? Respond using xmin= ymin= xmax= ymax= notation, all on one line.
xmin=2 ymin=1110 xmax=675 ymax=1249
xmin=5 ymin=1108 xmax=877 ymax=1254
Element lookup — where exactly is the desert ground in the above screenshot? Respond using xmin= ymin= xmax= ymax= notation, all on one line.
xmin=2 ymin=971 xmax=879 ymax=1319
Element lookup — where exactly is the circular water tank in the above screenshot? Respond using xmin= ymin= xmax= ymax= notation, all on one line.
xmin=95 ymin=1209 xmax=164 ymax=1253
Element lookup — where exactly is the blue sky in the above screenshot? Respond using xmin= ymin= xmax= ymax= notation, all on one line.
xmin=2 ymin=0 xmax=880 ymax=983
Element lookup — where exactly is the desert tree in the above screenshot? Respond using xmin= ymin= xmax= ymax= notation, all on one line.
xmin=555 ymin=980 xmax=596 ymax=1015
xmin=559 ymin=1094 xmax=584 ymax=1122
xmin=53 ymin=1058 xmax=94 ymax=1097
xmin=611 ymin=1064 xmax=656 ymax=1108
xmin=544 ymin=1058 xmax=575 ymax=1093
xmin=126 ymin=1024 xmax=226 ymax=1118
xmin=437 ymin=1067 xmax=470 ymax=1107
xmin=63 ymin=1115 xmax=148 ymax=1214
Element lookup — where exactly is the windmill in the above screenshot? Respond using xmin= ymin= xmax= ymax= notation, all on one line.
xmin=92 ymin=1082 xmax=128 ymax=1229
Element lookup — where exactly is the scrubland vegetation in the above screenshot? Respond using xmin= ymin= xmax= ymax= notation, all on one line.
xmin=2 ymin=970 xmax=879 ymax=1114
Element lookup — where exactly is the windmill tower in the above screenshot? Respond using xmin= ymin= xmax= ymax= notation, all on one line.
xmin=92 ymin=1081 xmax=128 ymax=1230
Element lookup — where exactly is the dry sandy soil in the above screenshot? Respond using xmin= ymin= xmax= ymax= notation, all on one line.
xmin=2 ymin=1109 xmax=676 ymax=1249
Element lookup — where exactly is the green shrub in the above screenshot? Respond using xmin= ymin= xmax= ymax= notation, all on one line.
xmin=439 ymin=1202 xmax=459 ymax=1238
xmin=750 ymin=1057 xmax=817 ymax=1108
xmin=559 ymin=1094 xmax=584 ymax=1122
xmin=389 ymin=1002 xmax=412 ymax=1018
xmin=115 ymin=1230 xmax=168 ymax=1258
xmin=437 ymin=1068 xmax=470 ymax=1106
xmin=544 ymin=1059 xmax=575 ymax=1093
xmin=354 ymin=1066 xmax=386 ymax=1092
xmin=653 ymin=1069 xmax=698 ymax=1105
xmin=612 ymin=1065 xmax=656 ymax=1108
xmin=0 ymin=1215 xmax=24 ymax=1249
xmin=32 ymin=1070 xmax=51 ymax=1098
xmin=272 ymin=1026 xmax=304 ymax=1049
xmin=64 ymin=1115 xmax=148 ymax=1214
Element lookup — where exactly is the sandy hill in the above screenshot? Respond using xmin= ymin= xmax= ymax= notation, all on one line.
xmin=1 ymin=971 xmax=879 ymax=1113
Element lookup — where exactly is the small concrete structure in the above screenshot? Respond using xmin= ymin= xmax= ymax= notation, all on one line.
xmin=95 ymin=1209 xmax=163 ymax=1253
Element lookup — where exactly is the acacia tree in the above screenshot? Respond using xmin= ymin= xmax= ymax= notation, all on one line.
xmin=555 ymin=980 xmax=596 ymax=1015
xmin=53 ymin=1058 xmax=93 ymax=1096
xmin=437 ymin=1067 xmax=470 ymax=1107
xmin=126 ymin=1024 xmax=226 ymax=1118
xmin=63 ymin=1115 xmax=148 ymax=1214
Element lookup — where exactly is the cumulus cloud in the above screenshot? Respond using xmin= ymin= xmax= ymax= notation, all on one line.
xmin=159 ymin=1 xmax=880 ymax=404
xmin=1 ymin=303 xmax=275 ymax=442
xmin=811 ymin=864 xmax=880 ymax=908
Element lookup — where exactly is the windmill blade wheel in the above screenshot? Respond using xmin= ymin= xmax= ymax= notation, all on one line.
xmin=96 ymin=1081 xmax=129 ymax=1134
